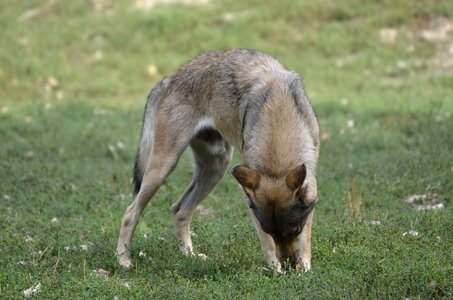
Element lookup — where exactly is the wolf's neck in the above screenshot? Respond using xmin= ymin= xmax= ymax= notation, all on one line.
xmin=241 ymin=87 xmax=316 ymax=177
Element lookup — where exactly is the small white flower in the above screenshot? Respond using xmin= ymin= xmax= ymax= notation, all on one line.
xmin=407 ymin=44 xmax=415 ymax=53
xmin=432 ymin=203 xmax=444 ymax=210
xmin=64 ymin=246 xmax=71 ymax=252
xmin=396 ymin=60 xmax=408 ymax=69
xmin=415 ymin=203 xmax=435 ymax=211
xmin=80 ymin=245 xmax=88 ymax=251
xmin=56 ymin=90 xmax=64 ymax=100
xmin=379 ymin=28 xmax=398 ymax=44
xmin=23 ymin=283 xmax=41 ymax=298
xmin=115 ymin=194 xmax=126 ymax=201
xmin=146 ymin=64 xmax=158 ymax=77
xmin=69 ymin=183 xmax=77 ymax=192
xmin=108 ymin=145 xmax=118 ymax=160
xmin=94 ymin=108 xmax=108 ymax=115
xmin=143 ymin=233 xmax=148 ymax=239
xmin=197 ymin=253 xmax=207 ymax=260
xmin=402 ymin=230 xmax=419 ymax=237
xmin=94 ymin=50 xmax=104 ymax=60
xmin=51 ymin=217 xmax=58 ymax=223
xmin=93 ymin=268 xmax=110 ymax=276
xmin=347 ymin=119 xmax=355 ymax=129
xmin=117 ymin=142 xmax=125 ymax=150
xmin=139 ymin=250 xmax=146 ymax=257
xmin=47 ymin=76 xmax=59 ymax=88
xmin=370 ymin=220 xmax=381 ymax=225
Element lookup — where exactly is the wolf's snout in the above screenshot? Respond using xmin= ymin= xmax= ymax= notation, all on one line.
xmin=275 ymin=243 xmax=304 ymax=272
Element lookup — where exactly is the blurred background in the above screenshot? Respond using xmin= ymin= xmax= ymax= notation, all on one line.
xmin=1 ymin=0 xmax=452 ymax=104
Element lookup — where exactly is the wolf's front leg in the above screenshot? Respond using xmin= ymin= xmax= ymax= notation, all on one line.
xmin=117 ymin=148 xmax=184 ymax=267
xmin=172 ymin=137 xmax=233 ymax=257
xmin=249 ymin=211 xmax=282 ymax=273
xmin=295 ymin=209 xmax=315 ymax=272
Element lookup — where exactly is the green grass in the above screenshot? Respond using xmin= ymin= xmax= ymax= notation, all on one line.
xmin=1 ymin=0 xmax=452 ymax=298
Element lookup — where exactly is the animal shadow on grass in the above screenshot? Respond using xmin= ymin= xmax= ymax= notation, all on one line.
xmin=112 ymin=226 xmax=278 ymax=280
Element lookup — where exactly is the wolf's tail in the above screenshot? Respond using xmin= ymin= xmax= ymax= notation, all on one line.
xmin=133 ymin=78 xmax=168 ymax=195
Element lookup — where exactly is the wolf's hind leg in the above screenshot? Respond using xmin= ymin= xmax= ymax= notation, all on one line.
xmin=117 ymin=117 xmax=190 ymax=267
xmin=171 ymin=129 xmax=232 ymax=256
xmin=117 ymin=152 xmax=182 ymax=267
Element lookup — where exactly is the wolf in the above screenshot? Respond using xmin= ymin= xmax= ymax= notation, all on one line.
xmin=117 ymin=49 xmax=320 ymax=272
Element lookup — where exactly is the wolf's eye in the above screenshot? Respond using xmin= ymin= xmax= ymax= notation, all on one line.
xmin=284 ymin=227 xmax=301 ymax=238
xmin=295 ymin=197 xmax=305 ymax=208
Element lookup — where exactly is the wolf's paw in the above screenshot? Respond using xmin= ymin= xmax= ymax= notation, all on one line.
xmin=179 ymin=244 xmax=194 ymax=256
xmin=118 ymin=255 xmax=132 ymax=268
xmin=268 ymin=262 xmax=284 ymax=274
xmin=294 ymin=260 xmax=311 ymax=273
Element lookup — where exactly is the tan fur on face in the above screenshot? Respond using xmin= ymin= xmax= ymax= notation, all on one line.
xmin=251 ymin=175 xmax=298 ymax=263
xmin=253 ymin=175 xmax=295 ymax=210
xmin=241 ymin=170 xmax=317 ymax=266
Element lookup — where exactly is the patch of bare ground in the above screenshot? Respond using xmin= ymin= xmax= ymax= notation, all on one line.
xmin=133 ymin=0 xmax=210 ymax=11
xmin=403 ymin=192 xmax=445 ymax=211
xmin=378 ymin=15 xmax=453 ymax=86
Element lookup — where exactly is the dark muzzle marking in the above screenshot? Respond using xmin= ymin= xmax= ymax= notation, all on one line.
xmin=252 ymin=199 xmax=317 ymax=242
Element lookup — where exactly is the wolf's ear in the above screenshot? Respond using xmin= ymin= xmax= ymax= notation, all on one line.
xmin=286 ymin=164 xmax=307 ymax=190
xmin=232 ymin=165 xmax=261 ymax=190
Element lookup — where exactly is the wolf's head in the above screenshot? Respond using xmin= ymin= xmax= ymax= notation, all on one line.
xmin=232 ymin=164 xmax=317 ymax=270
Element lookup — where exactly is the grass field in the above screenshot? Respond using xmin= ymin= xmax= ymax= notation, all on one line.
xmin=1 ymin=0 xmax=452 ymax=298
